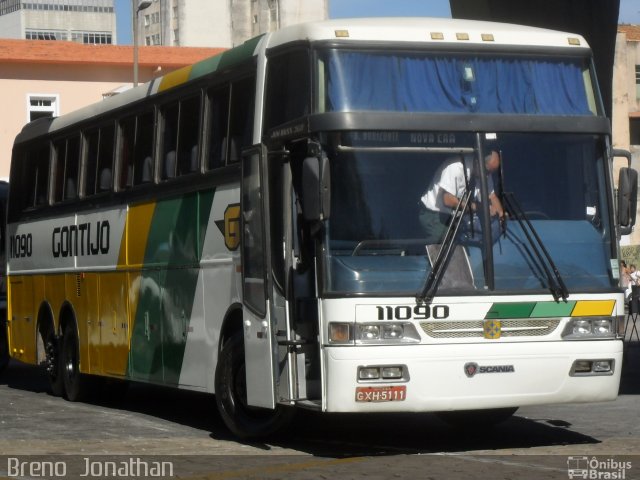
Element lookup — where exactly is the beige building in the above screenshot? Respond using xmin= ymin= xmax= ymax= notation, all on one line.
xmin=136 ymin=0 xmax=327 ymax=48
xmin=0 ymin=39 xmax=223 ymax=179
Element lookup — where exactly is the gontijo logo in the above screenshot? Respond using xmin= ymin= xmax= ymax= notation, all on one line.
xmin=215 ymin=203 xmax=240 ymax=251
xmin=52 ymin=221 xmax=110 ymax=257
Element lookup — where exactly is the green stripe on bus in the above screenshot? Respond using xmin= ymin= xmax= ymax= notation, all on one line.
xmin=530 ymin=301 xmax=576 ymax=317
xmin=486 ymin=301 xmax=579 ymax=319
xmin=485 ymin=302 xmax=536 ymax=319
xmin=129 ymin=191 xmax=215 ymax=384
xmin=189 ymin=34 xmax=263 ymax=81
xmin=189 ymin=55 xmax=223 ymax=81
xmin=217 ymin=34 xmax=264 ymax=70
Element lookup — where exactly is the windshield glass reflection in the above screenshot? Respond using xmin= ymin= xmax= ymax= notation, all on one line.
xmin=322 ymin=131 xmax=615 ymax=296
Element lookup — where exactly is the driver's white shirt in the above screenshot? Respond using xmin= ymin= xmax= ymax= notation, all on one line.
xmin=421 ymin=157 xmax=492 ymax=214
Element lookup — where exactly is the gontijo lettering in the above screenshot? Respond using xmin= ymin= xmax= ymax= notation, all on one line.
xmin=52 ymin=221 xmax=110 ymax=257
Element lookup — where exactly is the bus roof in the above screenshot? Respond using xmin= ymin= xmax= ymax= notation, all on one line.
xmin=15 ymin=17 xmax=589 ymax=144
xmin=264 ymin=17 xmax=589 ymax=50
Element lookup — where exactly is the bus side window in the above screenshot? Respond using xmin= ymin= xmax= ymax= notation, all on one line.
xmin=161 ymin=102 xmax=179 ymax=180
xmin=97 ymin=123 xmax=115 ymax=192
xmin=33 ymin=145 xmax=50 ymax=207
xmin=118 ymin=115 xmax=136 ymax=190
xmin=84 ymin=128 xmax=100 ymax=196
xmin=228 ymin=76 xmax=255 ymax=163
xmin=205 ymin=86 xmax=230 ymax=170
xmin=133 ymin=110 xmax=155 ymax=185
xmin=53 ymin=135 xmax=80 ymax=203
xmin=11 ymin=145 xmax=49 ymax=212
xmin=159 ymin=94 xmax=201 ymax=179
xmin=53 ymin=140 xmax=66 ymax=202
xmin=264 ymin=49 xmax=310 ymax=130
xmin=177 ymin=95 xmax=201 ymax=175
xmin=9 ymin=149 xmax=27 ymax=212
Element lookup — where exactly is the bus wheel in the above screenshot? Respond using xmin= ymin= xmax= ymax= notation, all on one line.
xmin=437 ymin=407 xmax=518 ymax=428
xmin=61 ymin=326 xmax=89 ymax=402
xmin=42 ymin=328 xmax=64 ymax=397
xmin=215 ymin=331 xmax=293 ymax=439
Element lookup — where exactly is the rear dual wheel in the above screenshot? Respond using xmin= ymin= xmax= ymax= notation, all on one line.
xmin=60 ymin=325 xmax=90 ymax=402
xmin=42 ymin=327 xmax=65 ymax=397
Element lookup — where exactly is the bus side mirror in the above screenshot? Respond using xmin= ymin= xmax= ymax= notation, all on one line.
xmin=616 ymin=148 xmax=638 ymax=233
xmin=302 ymin=155 xmax=331 ymax=222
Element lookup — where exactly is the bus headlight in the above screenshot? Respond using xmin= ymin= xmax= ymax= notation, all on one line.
xmin=360 ymin=325 xmax=380 ymax=340
xmin=562 ymin=317 xmax=617 ymax=340
xmin=329 ymin=322 xmax=421 ymax=344
xmin=356 ymin=323 xmax=421 ymax=344
xmin=573 ymin=319 xmax=592 ymax=335
xmin=592 ymin=318 xmax=613 ymax=335
xmin=382 ymin=324 xmax=404 ymax=339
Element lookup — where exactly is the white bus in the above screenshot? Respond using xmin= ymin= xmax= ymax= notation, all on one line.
xmin=6 ymin=18 xmax=636 ymax=437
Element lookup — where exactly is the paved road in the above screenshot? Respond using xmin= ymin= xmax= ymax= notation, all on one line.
xmin=0 ymin=338 xmax=638 ymax=479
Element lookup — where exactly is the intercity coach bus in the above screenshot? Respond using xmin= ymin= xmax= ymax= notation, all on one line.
xmin=6 ymin=18 xmax=637 ymax=437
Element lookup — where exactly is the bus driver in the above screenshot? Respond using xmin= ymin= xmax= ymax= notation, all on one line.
xmin=419 ymin=148 xmax=504 ymax=244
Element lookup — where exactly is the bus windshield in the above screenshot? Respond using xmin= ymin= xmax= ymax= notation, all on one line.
xmin=322 ymin=131 xmax=616 ymax=296
xmin=318 ymin=49 xmax=598 ymax=115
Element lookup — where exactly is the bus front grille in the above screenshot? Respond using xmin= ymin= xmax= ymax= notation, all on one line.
xmin=420 ymin=319 xmax=561 ymax=338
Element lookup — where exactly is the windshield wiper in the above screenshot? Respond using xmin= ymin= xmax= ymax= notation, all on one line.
xmin=502 ymin=192 xmax=569 ymax=302
xmin=416 ymin=187 xmax=473 ymax=304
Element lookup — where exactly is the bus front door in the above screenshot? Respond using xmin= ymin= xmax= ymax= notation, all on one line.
xmin=241 ymin=146 xmax=276 ymax=409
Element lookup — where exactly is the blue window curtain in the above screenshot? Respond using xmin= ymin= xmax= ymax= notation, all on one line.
xmin=325 ymin=51 xmax=592 ymax=115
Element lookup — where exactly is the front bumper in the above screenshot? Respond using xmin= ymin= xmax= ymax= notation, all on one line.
xmin=323 ymin=340 xmax=622 ymax=412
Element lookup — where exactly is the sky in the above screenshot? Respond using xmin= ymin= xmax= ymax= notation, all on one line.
xmin=115 ymin=0 xmax=640 ymax=46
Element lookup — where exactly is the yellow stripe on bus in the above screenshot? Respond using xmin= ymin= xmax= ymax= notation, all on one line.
xmin=158 ymin=65 xmax=193 ymax=92
xmin=124 ymin=202 xmax=157 ymax=267
xmin=571 ymin=300 xmax=615 ymax=317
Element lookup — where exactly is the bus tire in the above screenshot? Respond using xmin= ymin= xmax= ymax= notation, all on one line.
xmin=215 ymin=331 xmax=293 ymax=439
xmin=436 ymin=407 xmax=518 ymax=428
xmin=42 ymin=327 xmax=64 ymax=397
xmin=60 ymin=325 xmax=89 ymax=402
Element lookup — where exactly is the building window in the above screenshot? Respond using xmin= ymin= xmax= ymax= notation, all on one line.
xmin=20 ymin=3 xmax=114 ymax=14
xmin=71 ymin=31 xmax=112 ymax=44
xmin=636 ymin=65 xmax=640 ymax=101
xmin=0 ymin=0 xmax=21 ymax=16
xmin=27 ymin=94 xmax=59 ymax=122
xmin=630 ymin=118 xmax=640 ymax=145
xmin=26 ymin=29 xmax=67 ymax=41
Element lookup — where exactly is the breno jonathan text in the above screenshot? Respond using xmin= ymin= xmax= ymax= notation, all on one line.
xmin=7 ymin=457 xmax=174 ymax=477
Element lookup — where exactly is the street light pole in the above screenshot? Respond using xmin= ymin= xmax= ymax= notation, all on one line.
xmin=133 ymin=0 xmax=153 ymax=87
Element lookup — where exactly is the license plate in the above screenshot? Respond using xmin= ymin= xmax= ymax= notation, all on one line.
xmin=355 ymin=385 xmax=406 ymax=402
